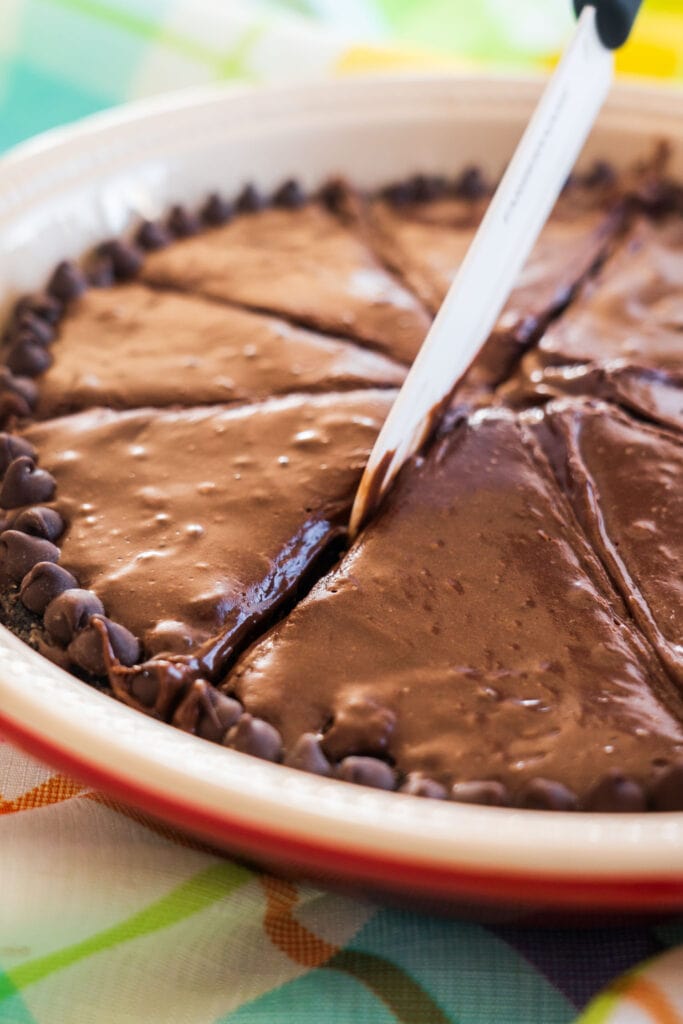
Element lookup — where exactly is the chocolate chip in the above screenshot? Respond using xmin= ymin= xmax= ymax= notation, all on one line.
xmin=235 ymin=184 xmax=265 ymax=214
xmin=13 ymin=506 xmax=64 ymax=541
xmin=167 ymin=205 xmax=201 ymax=238
xmin=7 ymin=313 xmax=55 ymax=347
xmin=47 ymin=261 xmax=87 ymax=303
xmin=284 ymin=733 xmax=332 ymax=777
xmin=6 ymin=340 xmax=53 ymax=377
xmin=0 ymin=391 xmax=32 ymax=424
xmin=68 ymin=616 xmax=140 ymax=675
xmin=0 ymin=435 xmax=36 ymax=475
xmin=13 ymin=293 xmax=63 ymax=326
xmin=451 ymin=780 xmax=511 ymax=807
xmin=87 ymin=257 xmax=115 ymax=288
xmin=44 ymin=588 xmax=104 ymax=645
xmin=169 ymin=676 xmax=209 ymax=726
xmin=409 ymin=173 xmax=448 ymax=203
xmin=0 ymin=371 xmax=38 ymax=410
xmin=337 ymin=756 xmax=397 ymax=791
xmin=130 ymin=669 xmax=160 ymax=707
xmin=650 ymin=765 xmax=683 ymax=811
xmin=0 ymin=530 xmax=59 ymax=582
xmin=455 ymin=166 xmax=488 ymax=199
xmin=322 ymin=698 xmax=396 ymax=761
xmin=169 ymin=684 xmax=244 ymax=741
xmin=319 ymin=179 xmax=346 ymax=213
xmin=119 ymin=659 xmax=191 ymax=716
xmin=518 ymin=778 xmax=578 ymax=811
xmin=67 ymin=625 xmax=107 ymax=675
xmin=635 ymin=177 xmax=682 ymax=218
xmin=0 ymin=378 xmax=37 ymax=423
xmin=380 ymin=180 xmax=417 ymax=206
xmin=96 ymin=240 xmax=143 ymax=280
xmin=197 ymin=691 xmax=243 ymax=742
xmin=583 ymin=160 xmax=616 ymax=189
xmin=0 ymin=457 xmax=56 ymax=508
xmin=135 ymin=220 xmax=171 ymax=251
xmin=583 ymin=771 xmax=646 ymax=812
xmin=399 ymin=773 xmax=447 ymax=799
xmin=99 ymin=618 xmax=141 ymax=667
xmin=224 ymin=713 xmax=282 ymax=762
xmin=200 ymin=193 xmax=233 ymax=227
xmin=19 ymin=561 xmax=77 ymax=614
xmin=272 ymin=179 xmax=305 ymax=209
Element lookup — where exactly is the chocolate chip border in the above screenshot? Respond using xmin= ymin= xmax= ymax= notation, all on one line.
xmin=0 ymin=157 xmax=671 ymax=424
xmin=1 ymin=168 xmax=683 ymax=812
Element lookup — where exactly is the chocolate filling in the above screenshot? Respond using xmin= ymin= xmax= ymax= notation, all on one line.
xmin=534 ymin=400 xmax=683 ymax=687
xmin=500 ymin=217 xmax=683 ymax=420
xmin=33 ymin=284 xmax=404 ymax=417
xmin=139 ymin=192 xmax=432 ymax=364
xmin=229 ymin=407 xmax=683 ymax=807
xmin=20 ymin=390 xmax=394 ymax=668
xmin=2 ymin=165 xmax=683 ymax=811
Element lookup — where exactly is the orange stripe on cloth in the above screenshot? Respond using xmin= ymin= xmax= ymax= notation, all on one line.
xmin=616 ymin=974 xmax=682 ymax=1024
xmin=262 ymin=877 xmax=339 ymax=967
xmin=0 ymin=773 xmax=84 ymax=813
xmin=82 ymin=791 xmax=226 ymax=855
xmin=261 ymin=878 xmax=453 ymax=1023
xmin=0 ymin=771 xmax=224 ymax=855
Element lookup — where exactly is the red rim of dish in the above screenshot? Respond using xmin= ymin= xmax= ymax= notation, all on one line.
xmin=3 ymin=709 xmax=683 ymax=912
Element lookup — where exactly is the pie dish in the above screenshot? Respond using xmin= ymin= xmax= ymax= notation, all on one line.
xmin=1 ymin=75 xmax=683 ymax=916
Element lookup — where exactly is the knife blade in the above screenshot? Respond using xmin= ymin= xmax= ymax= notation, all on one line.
xmin=349 ymin=4 xmax=618 ymax=537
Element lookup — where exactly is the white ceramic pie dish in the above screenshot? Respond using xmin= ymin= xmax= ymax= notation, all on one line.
xmin=1 ymin=75 xmax=683 ymax=918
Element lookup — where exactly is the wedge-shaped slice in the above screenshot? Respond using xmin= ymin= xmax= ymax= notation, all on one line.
xmin=364 ymin=179 xmax=623 ymax=388
xmin=228 ymin=408 xmax=683 ymax=804
xmin=523 ymin=218 xmax=683 ymax=372
xmin=536 ymin=399 xmax=683 ymax=687
xmin=15 ymin=390 xmax=394 ymax=673
xmin=34 ymin=283 xmax=404 ymax=417
xmin=503 ymin=218 xmax=683 ymax=419
xmin=365 ymin=190 xmax=490 ymax=315
xmin=139 ymin=203 xmax=431 ymax=364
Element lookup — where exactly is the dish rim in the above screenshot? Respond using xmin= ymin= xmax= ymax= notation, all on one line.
xmin=1 ymin=73 xmax=683 ymax=910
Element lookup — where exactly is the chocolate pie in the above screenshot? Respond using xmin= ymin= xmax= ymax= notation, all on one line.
xmin=2 ymin=167 xmax=683 ymax=812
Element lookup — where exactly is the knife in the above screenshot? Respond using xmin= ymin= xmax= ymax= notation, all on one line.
xmin=349 ymin=0 xmax=642 ymax=538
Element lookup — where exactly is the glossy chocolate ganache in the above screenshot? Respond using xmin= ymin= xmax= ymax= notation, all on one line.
xmin=2 ymin=165 xmax=683 ymax=812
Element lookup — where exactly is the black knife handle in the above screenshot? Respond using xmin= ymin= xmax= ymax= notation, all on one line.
xmin=573 ymin=0 xmax=643 ymax=48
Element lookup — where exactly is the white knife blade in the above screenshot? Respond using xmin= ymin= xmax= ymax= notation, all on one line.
xmin=349 ymin=5 xmax=614 ymax=537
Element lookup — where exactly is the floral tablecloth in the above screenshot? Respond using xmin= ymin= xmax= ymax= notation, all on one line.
xmin=1 ymin=2 xmax=683 ymax=1021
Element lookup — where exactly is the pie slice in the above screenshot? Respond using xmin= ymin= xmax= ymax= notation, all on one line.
xmin=363 ymin=175 xmax=625 ymax=389
xmin=363 ymin=188 xmax=490 ymax=315
xmin=536 ymin=399 xmax=683 ymax=687
xmin=33 ymin=283 xmax=405 ymax=417
xmin=366 ymin=174 xmax=626 ymax=393
xmin=502 ymin=217 xmax=683 ymax=418
xmin=227 ymin=406 xmax=683 ymax=806
xmin=1 ymin=389 xmax=394 ymax=696
xmin=139 ymin=200 xmax=431 ymax=364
